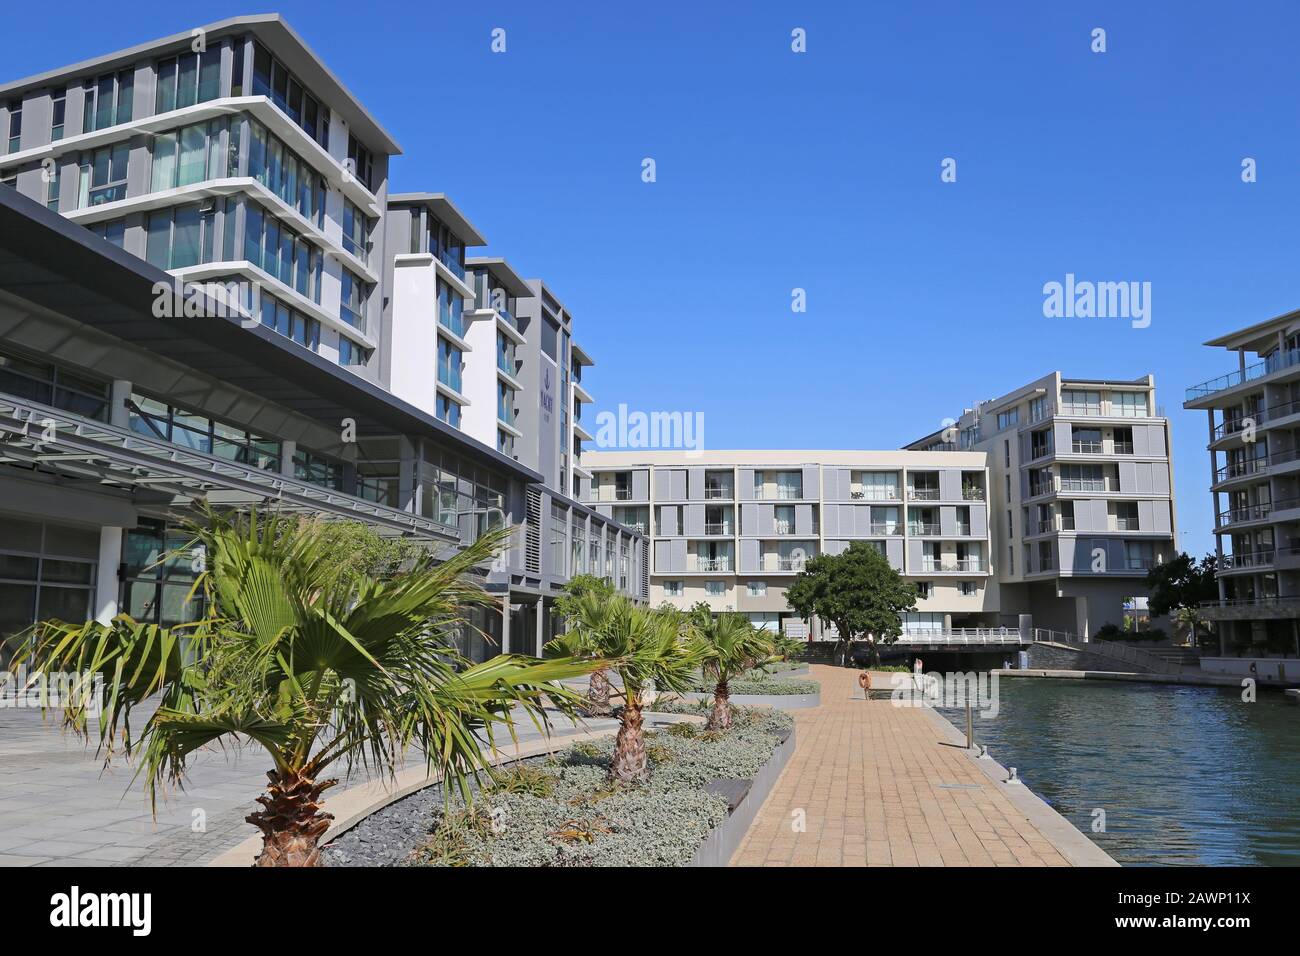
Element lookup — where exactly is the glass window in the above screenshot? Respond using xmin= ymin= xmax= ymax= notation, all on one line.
xmin=341 ymin=269 xmax=368 ymax=332
xmin=49 ymin=92 xmax=65 ymax=142
xmin=87 ymin=142 xmax=129 ymax=205
xmin=339 ymin=336 xmax=370 ymax=368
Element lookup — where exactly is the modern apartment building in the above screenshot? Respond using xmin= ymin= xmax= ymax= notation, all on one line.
xmin=0 ymin=16 xmax=645 ymax=661
xmin=908 ymin=373 xmax=1176 ymax=637
xmin=582 ymin=450 xmax=996 ymax=638
xmin=1184 ymin=312 xmax=1300 ymax=668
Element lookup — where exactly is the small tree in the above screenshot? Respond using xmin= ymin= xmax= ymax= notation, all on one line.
xmin=549 ymin=598 xmax=700 ymax=784
xmin=785 ymin=542 xmax=917 ymax=666
xmin=692 ymin=610 xmax=775 ymax=731
xmin=1145 ymin=553 xmax=1218 ymax=617
xmin=552 ymin=574 xmax=618 ymax=715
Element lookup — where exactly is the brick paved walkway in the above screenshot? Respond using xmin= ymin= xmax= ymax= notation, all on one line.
xmin=731 ymin=665 xmax=1074 ymax=867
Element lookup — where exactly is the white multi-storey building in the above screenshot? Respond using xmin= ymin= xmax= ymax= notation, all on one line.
xmin=583 ymin=450 xmax=996 ymax=638
xmin=909 ymin=373 xmax=1176 ymax=637
xmin=1185 ymin=312 xmax=1300 ymax=674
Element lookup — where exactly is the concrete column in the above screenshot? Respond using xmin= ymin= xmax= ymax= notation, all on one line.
xmin=108 ymin=380 xmax=132 ymax=429
xmin=500 ymin=592 xmax=512 ymax=654
xmin=280 ymin=440 xmax=297 ymax=477
xmin=534 ymin=599 xmax=545 ymax=657
xmin=94 ymin=527 xmax=123 ymax=624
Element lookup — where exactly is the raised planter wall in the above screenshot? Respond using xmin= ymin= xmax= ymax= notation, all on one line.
xmin=689 ymin=726 xmax=796 ymax=867
xmin=680 ymin=689 xmax=821 ymax=710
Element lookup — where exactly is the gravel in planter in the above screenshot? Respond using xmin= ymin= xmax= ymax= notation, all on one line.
xmin=685 ymin=676 xmax=820 ymax=696
xmin=323 ymin=706 xmax=789 ymax=868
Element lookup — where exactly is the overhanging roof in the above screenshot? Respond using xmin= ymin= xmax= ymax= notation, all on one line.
xmin=465 ymin=256 xmax=534 ymax=300
xmin=389 ymin=193 xmax=487 ymax=247
xmin=0 ymin=14 xmax=402 ymax=156
xmin=1203 ymin=308 xmax=1300 ymax=353
xmin=0 ymin=186 xmax=541 ymax=485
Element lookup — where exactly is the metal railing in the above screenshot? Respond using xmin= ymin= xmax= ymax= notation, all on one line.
xmin=696 ymin=557 xmax=732 ymax=572
xmin=703 ymin=522 xmax=731 ymax=535
xmin=894 ymin=627 xmax=1022 ymax=645
xmin=908 ymin=488 xmax=941 ymax=501
xmin=1071 ymin=441 xmax=1104 ymax=454
xmin=1220 ymin=550 xmax=1275 ymax=570
xmin=920 ymin=559 xmax=987 ymax=573
xmin=961 ymin=487 xmax=986 ymax=501
xmin=1033 ymin=628 xmax=1196 ymax=676
xmin=755 ymin=487 xmax=803 ymax=500
xmin=1186 ymin=347 xmax=1300 ymax=402
xmin=909 ymin=522 xmax=941 ymax=536
xmin=867 ymin=522 xmax=901 ymax=535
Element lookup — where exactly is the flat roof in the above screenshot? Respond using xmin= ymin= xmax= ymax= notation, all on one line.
xmin=583 ymin=449 xmax=988 ymax=468
xmin=0 ymin=186 xmax=539 ymax=484
xmin=464 ymin=256 xmax=534 ymax=300
xmin=389 ymin=193 xmax=487 ymax=247
xmin=0 ymin=14 xmax=402 ymax=155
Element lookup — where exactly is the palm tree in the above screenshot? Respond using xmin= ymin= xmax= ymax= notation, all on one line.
xmin=550 ymin=597 xmax=700 ymax=784
xmin=693 ymin=611 xmax=775 ymax=731
xmin=551 ymin=578 xmax=618 ymax=716
xmin=11 ymin=511 xmax=593 ymax=867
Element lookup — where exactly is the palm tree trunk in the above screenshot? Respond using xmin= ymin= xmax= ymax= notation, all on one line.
xmin=707 ymin=680 xmax=732 ymax=731
xmin=246 ymin=770 xmax=337 ymax=867
xmin=610 ymin=698 xmax=648 ymax=784
xmin=585 ymin=667 xmax=612 ymax=716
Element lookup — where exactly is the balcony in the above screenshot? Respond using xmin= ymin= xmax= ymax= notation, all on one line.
xmin=774 ymin=557 xmax=807 ymax=572
xmin=1218 ymin=501 xmax=1274 ymax=525
xmin=1214 ymin=457 xmax=1269 ymax=483
xmin=908 ymin=487 xmax=941 ymax=501
xmin=773 ymin=521 xmax=795 ymax=535
xmin=1220 ymin=549 xmax=1275 ymax=570
xmin=961 ymin=486 xmax=985 ymax=501
xmin=612 ymin=488 xmax=634 ymax=500
xmin=703 ymin=522 xmax=732 ymax=535
xmin=1113 ymin=441 xmax=1135 ymax=454
xmin=921 ymin=558 xmax=986 ymax=573
xmin=756 ymin=486 xmax=802 ymax=500
xmin=1058 ymin=477 xmax=1118 ymax=493
xmin=955 ymin=523 xmax=972 ymax=536
xmin=852 ymin=488 xmax=899 ymax=501
xmin=908 ymin=522 xmax=940 ymax=536
xmin=1186 ymin=348 xmax=1300 ymax=403
xmin=868 ymin=522 xmax=901 ymax=535
xmin=696 ymin=557 xmax=732 ymax=572
xmin=1060 ymin=403 xmax=1104 ymax=417
xmin=703 ymin=486 xmax=733 ymax=499
xmin=1071 ymin=440 xmax=1104 ymax=454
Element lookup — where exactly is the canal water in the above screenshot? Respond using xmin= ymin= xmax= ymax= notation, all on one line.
xmin=935 ymin=677 xmax=1300 ymax=866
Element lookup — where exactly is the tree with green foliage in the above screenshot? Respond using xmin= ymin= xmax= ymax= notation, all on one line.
xmin=549 ymin=598 xmax=701 ymax=783
xmin=692 ymin=609 xmax=775 ymax=731
xmin=553 ymin=574 xmax=619 ymax=715
xmin=785 ymin=542 xmax=918 ymax=667
xmin=1144 ymin=553 xmax=1218 ymax=617
xmin=11 ymin=512 xmax=593 ymax=867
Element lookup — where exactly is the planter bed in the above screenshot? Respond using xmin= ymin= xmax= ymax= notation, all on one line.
xmin=679 ymin=676 xmax=821 ymax=710
xmin=322 ymin=706 xmax=793 ymax=867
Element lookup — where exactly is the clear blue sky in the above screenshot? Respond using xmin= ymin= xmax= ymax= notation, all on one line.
xmin=12 ymin=1 xmax=1300 ymax=558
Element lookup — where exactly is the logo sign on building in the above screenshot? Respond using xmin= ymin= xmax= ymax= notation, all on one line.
xmin=540 ymin=363 xmax=555 ymax=427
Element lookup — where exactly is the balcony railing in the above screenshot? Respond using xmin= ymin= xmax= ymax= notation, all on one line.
xmin=696 ymin=557 xmax=732 ymax=572
xmin=908 ymin=523 xmax=941 ymax=536
xmin=868 ymin=523 xmax=901 ymax=535
xmin=961 ymin=487 xmax=985 ymax=501
xmin=774 ymin=521 xmax=794 ymax=535
xmin=612 ymin=488 xmax=634 ymax=500
xmin=1218 ymin=501 xmax=1274 ymax=525
xmin=908 ymin=487 xmax=941 ymax=501
xmin=774 ymin=557 xmax=807 ymax=571
xmin=1186 ymin=348 xmax=1300 ymax=402
xmin=920 ymin=558 xmax=986 ymax=573
xmin=1113 ymin=441 xmax=1135 ymax=454
xmin=852 ymin=489 xmax=899 ymax=501
xmin=955 ymin=523 xmax=972 ymax=536
xmin=1214 ymin=456 xmax=1269 ymax=483
xmin=1220 ymin=549 xmax=1275 ymax=570
xmin=754 ymin=486 xmax=803 ymax=500
xmin=1058 ymin=477 xmax=1117 ymax=493
xmin=703 ymin=522 xmax=731 ymax=535
xmin=1071 ymin=440 xmax=1103 ymax=454
xmin=703 ymin=486 xmax=733 ymax=499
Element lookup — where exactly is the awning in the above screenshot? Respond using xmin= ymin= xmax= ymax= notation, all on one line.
xmin=0 ymin=392 xmax=457 ymax=540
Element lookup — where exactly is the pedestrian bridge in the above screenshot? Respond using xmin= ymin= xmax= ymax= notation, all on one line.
xmin=891 ymin=627 xmax=1027 ymax=648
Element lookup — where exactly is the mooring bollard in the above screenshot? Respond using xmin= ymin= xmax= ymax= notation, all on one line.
xmin=965 ymin=699 xmax=973 ymax=749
